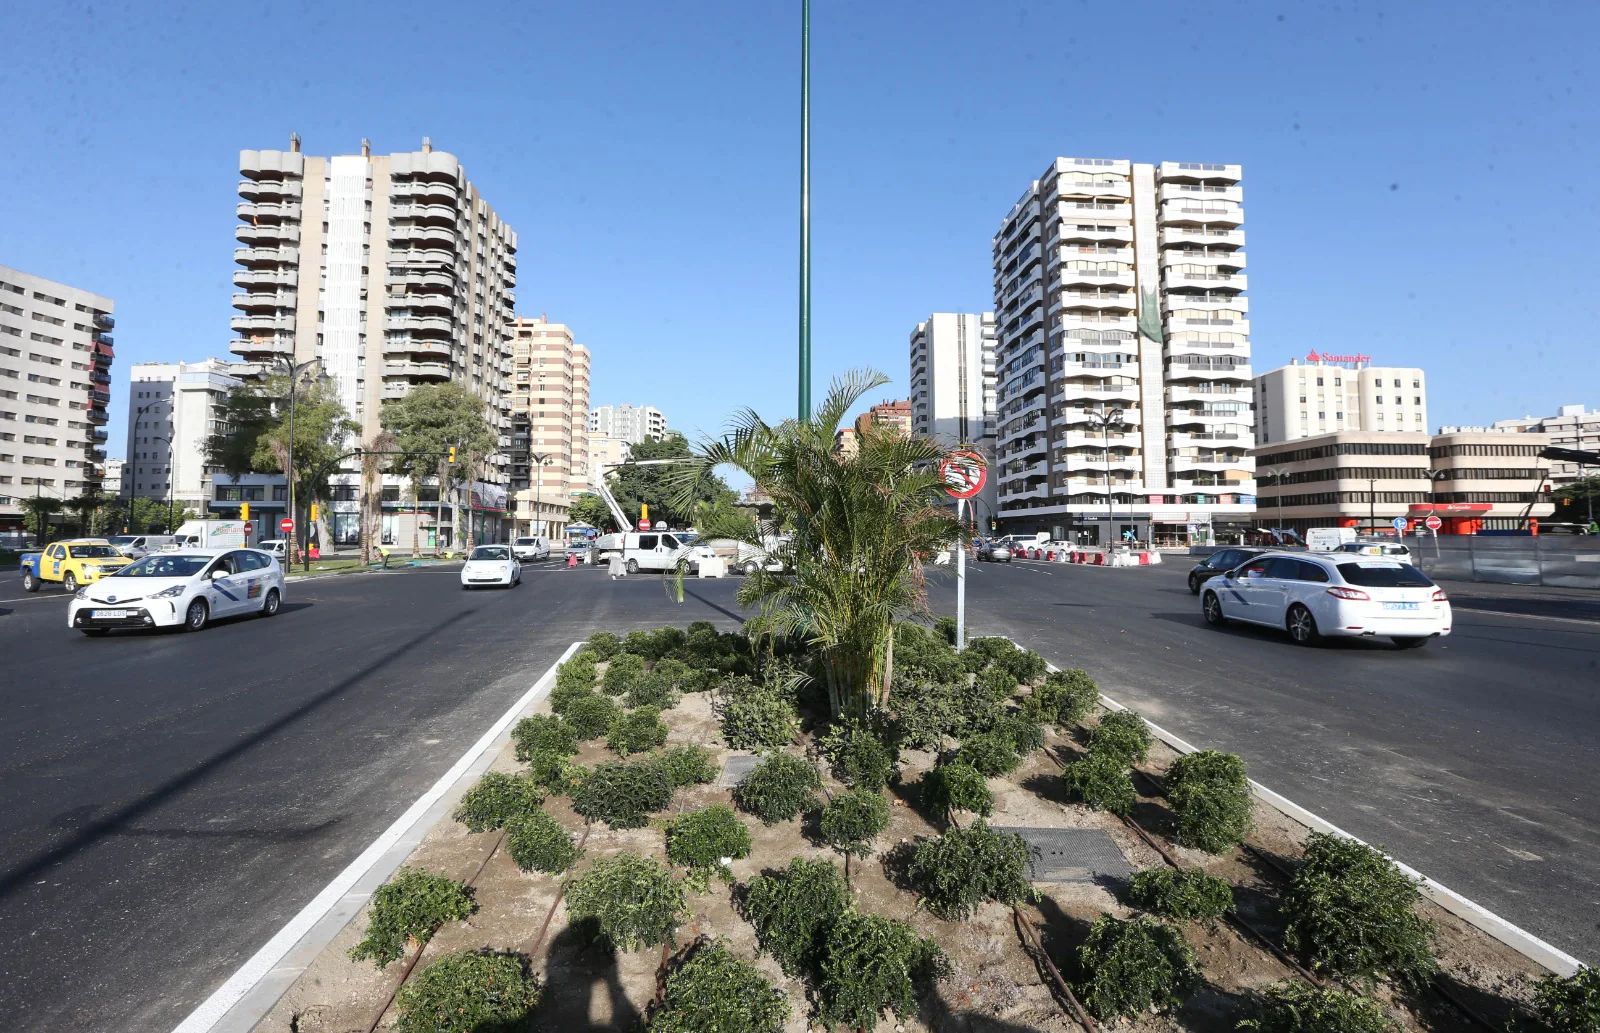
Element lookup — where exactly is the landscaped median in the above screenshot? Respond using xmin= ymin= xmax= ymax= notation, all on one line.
xmin=238 ymin=622 xmax=1590 ymax=1033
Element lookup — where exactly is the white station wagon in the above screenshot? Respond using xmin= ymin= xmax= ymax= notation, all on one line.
xmin=1201 ymin=552 xmax=1451 ymax=648
xmin=69 ymin=547 xmax=285 ymax=635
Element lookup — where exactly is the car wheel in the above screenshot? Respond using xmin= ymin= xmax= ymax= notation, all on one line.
xmin=1188 ymin=573 xmax=1201 ymax=595
xmin=81 ymin=628 xmax=109 ymax=637
xmin=626 ymin=559 xmax=639 ymax=575
xmin=743 ymin=560 xmax=759 ymax=575
xmin=1287 ymin=604 xmax=1321 ymax=646
xmin=63 ymin=572 xmax=78 ymax=592
xmin=22 ymin=571 xmax=37 ymax=593
xmin=260 ymin=588 xmax=281 ymax=617
xmin=1392 ymin=636 xmax=1429 ymax=649
xmin=1202 ymin=592 xmax=1226 ymax=626
xmin=184 ymin=598 xmax=209 ymax=632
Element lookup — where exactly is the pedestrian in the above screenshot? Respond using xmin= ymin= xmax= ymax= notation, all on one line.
xmin=608 ymin=551 xmax=626 ymax=580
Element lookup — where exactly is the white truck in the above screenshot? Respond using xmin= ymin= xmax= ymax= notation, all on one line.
xmin=594 ymin=530 xmax=697 ymax=573
xmin=1305 ymin=526 xmax=1358 ymax=552
xmin=172 ymin=519 xmax=251 ymax=550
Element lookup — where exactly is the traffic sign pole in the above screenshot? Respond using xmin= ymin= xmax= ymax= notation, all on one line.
xmin=956 ymin=497 xmax=966 ymax=653
xmin=939 ymin=451 xmax=988 ymax=654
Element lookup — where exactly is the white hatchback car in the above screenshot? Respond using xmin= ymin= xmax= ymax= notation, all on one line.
xmin=68 ymin=548 xmax=285 ymax=635
xmin=460 ymin=544 xmax=522 ymax=589
xmin=1201 ymin=552 xmax=1451 ymax=648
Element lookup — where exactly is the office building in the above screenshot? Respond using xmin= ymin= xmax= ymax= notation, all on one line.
xmin=0 ymin=264 xmax=114 ymax=534
xmin=855 ymin=399 xmax=912 ymax=439
xmin=1491 ymin=404 xmax=1598 ymax=491
xmin=509 ymin=315 xmax=590 ymax=537
xmin=991 ymin=157 xmax=1255 ymax=546
xmin=125 ymin=360 xmax=248 ymax=521
xmin=589 ymin=403 xmax=666 ymax=445
xmin=1253 ymin=357 xmax=1428 ymax=445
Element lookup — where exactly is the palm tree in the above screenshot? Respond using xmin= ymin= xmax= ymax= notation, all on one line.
xmin=670 ymin=369 xmax=963 ymax=720
xmin=64 ymin=491 xmax=103 ymax=538
xmin=19 ymin=495 xmax=62 ymax=544
xmin=359 ymin=431 xmax=397 ymax=565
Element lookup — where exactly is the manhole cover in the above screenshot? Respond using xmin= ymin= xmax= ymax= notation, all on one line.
xmin=717 ymin=755 xmax=759 ymax=787
xmin=992 ymin=827 xmax=1132 ymax=882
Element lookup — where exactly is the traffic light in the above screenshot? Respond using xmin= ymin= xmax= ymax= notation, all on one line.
xmin=447 ymin=446 xmax=457 ymax=463
xmin=240 ymin=502 xmax=249 ymax=520
xmin=309 ymin=503 xmax=319 ymax=521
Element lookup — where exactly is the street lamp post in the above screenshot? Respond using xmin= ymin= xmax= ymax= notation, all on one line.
xmin=529 ymin=452 xmax=553 ymax=537
xmin=152 ymin=433 xmax=175 ymax=533
xmin=1087 ymin=407 xmax=1125 ymax=547
xmin=271 ymin=356 xmax=321 ymax=567
xmin=797 ymin=0 xmax=811 ymax=421
xmin=1263 ymin=466 xmax=1286 ymax=536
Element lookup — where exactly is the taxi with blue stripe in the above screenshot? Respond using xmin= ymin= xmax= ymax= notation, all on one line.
xmin=67 ymin=547 xmax=285 ymax=635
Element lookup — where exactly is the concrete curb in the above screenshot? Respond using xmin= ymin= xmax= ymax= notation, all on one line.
xmin=169 ymin=640 xmax=584 ymax=1033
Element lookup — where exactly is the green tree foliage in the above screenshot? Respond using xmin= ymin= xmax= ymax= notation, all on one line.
xmin=1023 ymin=668 xmax=1100 ymax=727
xmin=1090 ymin=710 xmax=1154 ymax=765
xmin=113 ymin=495 xmax=197 ymax=535
xmin=393 ymin=949 xmax=540 ymax=1033
xmin=626 ymin=669 xmax=681 ymax=710
xmin=908 ymin=819 xmax=1037 ymax=920
xmin=611 ymin=431 xmax=736 ymax=529
xmin=526 ymin=749 xmax=586 ymax=795
xmin=956 ymin=731 xmax=1022 ymax=777
xmin=565 ymin=853 xmax=687 ymax=952
xmin=564 ymin=693 xmax=620 ymax=740
xmin=568 ymin=492 xmax=614 ymax=531
xmin=1165 ymin=750 xmax=1254 ymax=853
xmin=975 ymin=665 xmax=1021 ymax=703
xmin=1532 ymin=966 xmax=1600 ymax=1033
xmin=607 ymin=705 xmax=669 ymax=757
xmin=1127 ymin=866 xmax=1236 ymax=923
xmin=735 ymin=753 xmax=821 ymax=824
xmin=666 ymin=805 xmax=753 ymax=876
xmin=1550 ymin=475 xmax=1600 ymax=517
xmin=571 ymin=759 xmax=675 ymax=828
xmin=818 ymin=911 xmax=947 ymax=1031
xmin=453 ymin=771 xmax=545 ymax=833
xmin=1074 ymin=914 xmax=1200 ymax=1021
xmin=889 ymin=678 xmax=968 ymax=751
xmin=714 ymin=676 xmax=799 ymax=750
xmin=992 ymin=711 xmax=1045 ymax=757
xmin=1281 ymin=833 xmax=1436 ymax=984
xmin=18 ymin=495 xmax=61 ymax=542
xmin=205 ymin=371 xmax=358 ymax=509
xmin=922 ymin=760 xmax=993 ymax=816
xmin=512 ymin=715 xmax=579 ymax=762
xmin=506 ymin=808 xmax=583 ymax=875
xmin=649 ymin=940 xmax=791 ymax=1033
xmin=820 ymin=721 xmax=896 ymax=790
xmin=381 ymin=380 xmax=496 ymax=551
xmin=349 ymin=867 xmax=476 ymax=968
xmin=819 ymin=788 xmax=892 ymax=858
xmin=1064 ymin=751 xmax=1137 ymax=814
xmin=1237 ymin=982 xmax=1398 ymax=1033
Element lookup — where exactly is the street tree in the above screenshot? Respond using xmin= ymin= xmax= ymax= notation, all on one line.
xmin=19 ymin=495 xmax=61 ymax=542
xmin=610 ymin=432 xmax=735 ymax=528
xmin=569 ymin=493 xmax=613 ymax=531
xmin=360 ymin=429 xmax=398 ymax=565
xmin=381 ymin=382 xmax=495 ymax=556
xmin=1550 ymin=475 xmax=1600 ymax=528
xmin=64 ymin=491 xmax=105 ymax=538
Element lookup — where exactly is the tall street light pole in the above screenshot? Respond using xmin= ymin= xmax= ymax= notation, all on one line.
xmin=272 ymin=356 xmax=321 ymax=567
xmin=530 ymin=451 xmax=552 ymax=536
xmin=1088 ymin=407 xmax=1124 ymax=547
xmin=1263 ymin=466 xmax=1285 ymax=534
xmin=152 ymin=433 xmax=175 ymax=533
xmin=797 ymin=0 xmax=811 ymax=421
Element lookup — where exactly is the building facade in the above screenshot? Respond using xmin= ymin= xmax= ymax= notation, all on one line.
xmin=0 ymin=265 xmax=114 ymax=533
xmin=1429 ymin=427 xmax=1554 ymax=532
xmin=855 ymin=399 xmax=912 ymax=439
xmin=587 ymin=433 xmax=632 ymax=487
xmin=509 ymin=316 xmax=590 ymax=538
xmin=909 ymin=313 xmax=999 ymax=523
xmin=589 ymin=404 xmax=666 ymax=445
xmin=991 ymin=157 xmax=1255 ymax=547
xmin=1491 ymin=404 xmax=1598 ymax=493
xmin=124 ymin=360 xmax=246 ymax=522
xmin=1253 ymin=358 xmax=1428 ymax=445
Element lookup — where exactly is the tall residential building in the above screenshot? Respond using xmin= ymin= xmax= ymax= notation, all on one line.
xmin=104 ymin=458 xmax=125 ymax=498
xmin=855 ymin=399 xmax=912 ymax=439
xmin=1491 ymin=404 xmax=1598 ymax=492
xmin=1253 ymin=357 xmax=1428 ymax=445
xmin=910 ymin=313 xmax=999 ymax=522
xmin=0 ymin=264 xmax=114 ymax=534
xmin=509 ymin=315 xmax=590 ymax=537
xmin=992 ymin=157 xmax=1255 ymax=545
xmin=587 ymin=432 xmax=632 ymax=487
xmin=589 ymin=404 xmax=666 ymax=445
xmin=124 ymin=359 xmax=247 ymax=519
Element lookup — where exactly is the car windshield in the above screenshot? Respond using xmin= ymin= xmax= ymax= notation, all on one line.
xmin=514 ymin=538 xmax=535 ymax=546
xmin=470 ymin=546 xmax=510 ymax=561
xmin=68 ymin=545 xmax=122 ymax=558
xmin=115 ymin=554 xmax=211 ymax=578
xmin=1337 ymin=561 xmax=1435 ymax=588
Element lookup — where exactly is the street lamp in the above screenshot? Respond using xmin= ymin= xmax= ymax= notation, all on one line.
xmin=1087 ymin=407 xmax=1125 ymax=547
xmin=1262 ymin=466 xmax=1287 ymax=535
xmin=529 ymin=452 xmax=553 ymax=537
xmin=798 ymin=0 xmax=811 ymax=421
xmin=130 ymin=400 xmax=161 ymax=532
xmin=270 ymin=355 xmax=322 ymax=566
xmin=151 ymin=433 xmax=176 ymax=533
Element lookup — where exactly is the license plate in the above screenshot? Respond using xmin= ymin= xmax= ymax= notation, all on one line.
xmin=91 ymin=609 xmax=135 ymax=619
xmin=1382 ymin=602 xmax=1419 ymax=611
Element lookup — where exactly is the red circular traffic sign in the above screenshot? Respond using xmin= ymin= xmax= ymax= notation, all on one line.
xmin=1424 ymin=515 xmax=1443 ymax=531
xmin=279 ymin=517 xmax=294 ymax=533
xmin=243 ymin=521 xmax=253 ymax=535
xmin=939 ymin=451 xmax=988 ymax=499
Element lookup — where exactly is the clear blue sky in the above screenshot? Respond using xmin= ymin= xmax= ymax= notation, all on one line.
xmin=3 ymin=1 xmax=1596 ymax=462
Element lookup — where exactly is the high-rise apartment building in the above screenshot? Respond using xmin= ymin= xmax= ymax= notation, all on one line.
xmin=0 ymin=264 xmax=114 ymax=534
xmin=992 ymin=157 xmax=1255 ymax=545
xmin=855 ymin=399 xmax=912 ymax=439
xmin=1253 ymin=358 xmax=1428 ymax=445
xmin=509 ymin=315 xmax=590 ymax=537
xmin=125 ymin=359 xmax=247 ymax=519
xmin=1491 ymin=404 xmax=1598 ymax=492
xmin=587 ymin=433 xmax=631 ymax=488
xmin=589 ymin=404 xmax=666 ymax=445
xmin=910 ymin=313 xmax=999 ymax=522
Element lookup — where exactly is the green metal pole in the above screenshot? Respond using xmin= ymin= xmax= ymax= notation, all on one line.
xmin=798 ymin=0 xmax=811 ymax=421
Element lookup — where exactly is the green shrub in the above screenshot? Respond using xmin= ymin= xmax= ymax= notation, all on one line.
xmin=650 ymin=744 xmax=718 ymax=788
xmin=715 ymin=677 xmax=799 ymax=750
xmin=1282 ymin=833 xmax=1436 ymax=984
xmin=819 ymin=788 xmax=892 ymax=857
xmin=651 ymin=656 xmax=694 ymax=688
xmin=818 ymin=911 xmax=947 ymax=1031
xmin=922 ymin=760 xmax=993 ymax=816
xmin=959 ymin=636 xmax=1017 ymax=674
xmin=585 ymin=630 xmax=621 ymax=659
xmin=1000 ymin=646 xmax=1048 ymax=684
xmin=889 ymin=677 xmax=965 ymax=751
xmin=506 ymin=808 xmax=583 ymax=874
xmin=453 ymin=771 xmax=544 ymax=833
xmin=626 ymin=671 xmax=681 ymax=711
xmin=934 ymin=614 xmax=958 ymax=646
xmin=603 ymin=652 xmax=647 ymax=695
xmin=555 ymin=653 xmax=598 ymax=692
xmin=620 ymin=629 xmax=656 ymax=658
xmin=1074 ymin=914 xmax=1199 ymax=1020
xmin=549 ymin=681 xmax=596 ymax=717
xmin=1064 ymin=751 xmax=1136 ymax=814
xmin=1090 ymin=709 xmax=1154 ymax=765
xmin=512 ymin=714 xmax=579 ymax=762
xmin=975 ymin=665 xmax=1020 ymax=702
xmin=1165 ymin=749 xmax=1253 ymax=853
xmin=735 ymin=753 xmax=821 ymax=824
xmin=652 ymin=625 xmax=689 ymax=657
xmin=740 ymin=857 xmax=852 ymax=978
xmin=526 ymin=748 xmax=586 ymax=794
xmin=608 ymin=705 xmax=669 ymax=757
xmin=1237 ymin=981 xmax=1398 ymax=1033
xmin=563 ymin=692 xmax=620 ymax=740
xmin=992 ymin=711 xmax=1045 ymax=756
xmin=571 ymin=759 xmax=675 ymax=828
xmin=565 ymin=852 xmax=687 ymax=952
xmin=349 ymin=867 xmax=476 ymax=968
xmin=820 ymin=721 xmax=896 ymax=790
xmin=956 ymin=731 xmax=1022 ymax=776
xmin=908 ymin=819 xmax=1036 ymax=920
xmin=894 ymin=622 xmax=965 ymax=684
xmin=1532 ymin=966 xmax=1600 ymax=1033
xmin=393 ymin=949 xmax=540 ymax=1033
xmin=666 ymin=805 xmax=753 ymax=875
xmin=1023 ymin=668 xmax=1099 ymax=727
xmin=650 ymin=940 xmax=790 ymax=1033
xmin=1127 ymin=866 xmax=1235 ymax=923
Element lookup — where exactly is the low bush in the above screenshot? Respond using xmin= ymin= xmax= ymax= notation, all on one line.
xmin=889 ymin=677 xmax=966 ymax=751
xmin=453 ymin=771 xmax=544 ymax=833
xmin=1064 ymin=751 xmax=1137 ymax=814
xmin=349 ymin=867 xmax=476 ymax=968
xmin=585 ymin=630 xmax=621 ymax=660
xmin=549 ymin=681 xmax=596 ymax=717
xmin=571 ymin=759 xmax=675 ymax=829
xmin=1075 ymin=914 xmax=1199 ymax=1021
xmin=735 ymin=753 xmax=821 ymax=824
xmin=818 ymin=911 xmax=947 ymax=1031
xmin=1532 ymin=966 xmax=1600 ymax=1033
xmin=666 ymin=805 xmax=753 ymax=875
xmin=956 ymin=731 xmax=1022 ymax=777
xmin=1282 ymin=833 xmax=1436 ymax=984
xmin=819 ymin=788 xmax=892 ymax=857
xmin=563 ymin=692 xmax=620 ymax=740
xmin=526 ymin=749 xmax=586 ymax=795
xmin=1000 ymin=645 xmax=1049 ymax=684
xmin=565 ymin=852 xmax=687 ymax=952
xmin=512 ymin=714 xmax=579 ymax=762
xmin=1237 ymin=982 xmax=1398 ymax=1033
xmin=740 ymin=857 xmax=851 ymax=977
xmin=626 ymin=671 xmax=681 ymax=711
xmin=649 ymin=625 xmax=688 ymax=659
xmin=908 ymin=819 xmax=1036 ymax=920
xmin=1127 ymin=866 xmax=1235 ymax=923
xmin=975 ymin=665 xmax=1020 ymax=703
xmin=1165 ymin=749 xmax=1253 ymax=853
xmin=393 ymin=949 xmax=540 ymax=1033
xmin=620 ymin=629 xmax=657 ymax=659
xmin=649 ymin=940 xmax=790 ymax=1033
xmin=959 ymin=635 xmax=1016 ymax=674
xmin=934 ymin=614 xmax=958 ymax=646
xmin=921 ymin=759 xmax=993 ymax=816
xmin=602 ymin=652 xmax=647 ymax=695
xmin=992 ymin=711 xmax=1045 ymax=757
xmin=555 ymin=654 xmax=598 ymax=693
xmin=894 ymin=622 xmax=965 ymax=684
xmin=506 ymin=808 xmax=583 ymax=875
xmin=715 ymin=677 xmax=799 ymax=751
xmin=650 ymin=744 xmax=718 ymax=788
xmin=820 ymin=720 xmax=896 ymax=790
xmin=608 ymin=705 xmax=669 ymax=757
xmin=1023 ymin=668 xmax=1099 ymax=727
xmin=1090 ymin=709 xmax=1154 ymax=765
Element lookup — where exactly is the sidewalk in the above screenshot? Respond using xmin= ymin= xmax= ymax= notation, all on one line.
xmin=1436 ymin=577 xmax=1600 ymax=622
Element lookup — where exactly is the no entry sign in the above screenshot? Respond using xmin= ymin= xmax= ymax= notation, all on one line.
xmin=940 ymin=451 xmax=988 ymax=499
xmin=279 ymin=517 xmax=294 ymax=533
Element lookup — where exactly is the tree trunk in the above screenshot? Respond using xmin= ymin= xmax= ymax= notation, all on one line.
xmin=410 ymin=482 xmax=421 ymax=559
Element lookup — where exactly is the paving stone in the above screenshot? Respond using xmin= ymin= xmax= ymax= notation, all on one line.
xmin=717 ymin=754 xmax=759 ymax=787
xmin=992 ymin=826 xmax=1132 ymax=882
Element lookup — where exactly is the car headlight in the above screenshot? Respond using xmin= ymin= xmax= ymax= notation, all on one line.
xmin=154 ymin=585 xmax=187 ymax=598
xmin=75 ymin=588 xmax=89 ymax=600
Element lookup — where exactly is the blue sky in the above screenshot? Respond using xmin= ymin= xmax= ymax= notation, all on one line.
xmin=2 ymin=0 xmax=1596 ymax=462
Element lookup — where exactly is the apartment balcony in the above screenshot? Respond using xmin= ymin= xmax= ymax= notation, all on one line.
xmin=1055 ymin=266 xmax=1135 ymax=291
xmin=236 ymin=200 xmax=302 ymax=223
xmin=388 ymin=224 xmax=458 ymax=248
xmin=231 ymin=313 xmax=295 ymax=334
xmin=90 ymin=370 xmax=111 ymax=384
xmin=93 ymin=341 xmax=115 ymax=360
xmin=89 ymin=389 xmax=111 ymax=405
xmin=998 ymin=482 xmax=1050 ymax=503
xmin=1160 ymin=227 xmax=1245 ymax=250
xmin=1054 ymin=224 xmax=1133 ymax=245
xmin=1159 ymin=161 xmax=1242 ymax=183
xmin=231 ymin=334 xmax=295 ymax=361
xmin=1171 ymin=454 xmax=1252 ymax=473
xmin=231 ymin=291 xmax=296 ymax=313
xmin=1056 ymin=452 xmax=1141 ymax=473
xmin=1165 ymin=270 xmax=1248 ymax=292
xmin=1059 ymin=200 xmax=1132 ymax=220
xmin=1157 ymin=182 xmax=1243 ymax=205
xmin=390 ymin=202 xmax=458 ymax=224
xmin=1166 ymin=384 xmax=1248 ymax=405
xmin=235 ymin=222 xmax=301 ymax=246
xmin=1055 ymin=358 xmax=1133 ymax=379
xmin=385 ymin=338 xmax=452 ymax=360
xmin=1053 ymin=429 xmax=1139 ymax=450
xmin=1054 ymin=381 xmax=1141 ymax=403
xmin=1167 ymin=408 xmax=1251 ymax=427
xmin=93 ymin=313 xmax=114 ymax=329
xmin=1054 ymin=178 xmax=1131 ymax=200
xmin=390 ymin=178 xmax=459 ymax=203
xmin=387 ymin=314 xmax=454 ymax=335
xmin=91 ymin=428 xmax=109 ymax=442
xmin=387 ymin=360 xmax=452 ymax=381
xmin=1171 ymin=430 xmax=1246 ymax=449
xmin=1173 ymin=473 xmax=1257 ymax=493
xmin=1160 ymin=246 xmax=1246 ymax=268
xmin=998 ymin=415 xmax=1044 ymax=446
xmin=1004 ymin=392 xmax=1049 ymax=422
xmin=86 ymin=408 xmax=109 ymax=424
xmin=1158 ymin=201 xmax=1244 ymax=227
xmin=381 ymin=382 xmax=413 ymax=400
xmin=1167 ymin=361 xmax=1251 ymax=383
xmin=233 ymin=268 xmax=297 ymax=290
xmin=234 ymin=246 xmax=299 ymax=267
xmin=1051 ymin=245 xmax=1134 ymax=269
xmin=1003 ymin=437 xmax=1049 ymax=465
xmin=1001 ymin=459 xmax=1049 ymax=482
xmin=1163 ymin=291 xmax=1248 ymax=311
xmin=1053 ymin=311 xmax=1137 ymax=334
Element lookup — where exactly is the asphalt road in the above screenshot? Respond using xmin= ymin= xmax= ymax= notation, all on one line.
xmin=929 ymin=558 xmax=1600 ymax=964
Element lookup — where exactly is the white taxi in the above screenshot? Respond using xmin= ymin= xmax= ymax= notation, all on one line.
xmin=460 ymin=544 xmax=522 ymax=589
xmin=68 ymin=548 xmax=285 ymax=635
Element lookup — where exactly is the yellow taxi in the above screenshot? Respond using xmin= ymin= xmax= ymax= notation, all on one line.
xmin=20 ymin=538 xmax=133 ymax=592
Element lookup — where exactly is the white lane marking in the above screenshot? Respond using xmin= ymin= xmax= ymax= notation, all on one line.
xmin=169 ymin=640 xmax=584 ymax=1033
xmin=1454 ymin=607 xmax=1598 ymax=628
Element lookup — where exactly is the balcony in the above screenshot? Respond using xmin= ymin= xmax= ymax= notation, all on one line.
xmin=1172 ymin=454 xmax=1252 ymax=471
xmin=231 ymin=313 xmax=295 ymax=333
xmin=1168 ymin=362 xmax=1251 ymax=382
xmin=1056 ymin=266 xmax=1135 ymax=290
xmin=381 ymin=382 xmax=413 ymax=400
xmin=1171 ymin=431 xmax=1245 ymax=448
xmin=236 ymin=200 xmax=302 ymax=223
xmin=387 ymin=314 xmax=454 ymax=335
xmin=1161 ymin=247 xmax=1245 ymax=268
xmin=91 ymin=370 xmax=111 ymax=384
xmin=387 ymin=247 xmax=457 ymax=268
xmin=1054 ymin=178 xmax=1131 ymax=200
xmin=1056 ymin=452 xmax=1140 ymax=472
xmin=1159 ymin=161 xmax=1241 ymax=182
xmin=1160 ymin=226 xmax=1245 ymax=249
xmin=1166 ymin=384 xmax=1247 ymax=405
xmin=1055 ymin=381 xmax=1141 ymax=402
xmin=385 ymin=338 xmax=452 ymax=360
xmin=390 ymin=178 xmax=459 ymax=203
xmin=1165 ymin=270 xmax=1248 ymax=292
xmin=998 ymin=483 xmax=1049 ymax=503
xmin=1060 ymin=200 xmax=1132 ymax=219
xmin=998 ymin=416 xmax=1044 ymax=446
xmin=87 ymin=448 xmax=107 ymax=462
xmin=1004 ymin=438 xmax=1048 ymax=464
xmin=1054 ymin=429 xmax=1138 ymax=449
xmin=387 ymin=267 xmax=455 ymax=291
xmin=232 ymin=292 xmax=295 ymax=313
xmin=1001 ymin=460 xmax=1049 ymax=482
xmin=231 ymin=335 xmax=295 ymax=360
xmin=93 ymin=313 xmax=114 ymax=329
xmin=90 ymin=389 xmax=111 ymax=404
xmin=1055 ymin=224 xmax=1133 ymax=245
xmin=234 ymin=246 xmax=299 ymax=267
xmin=1163 ymin=292 xmax=1248 ymax=311
xmin=1167 ymin=407 xmax=1250 ymax=426
xmin=94 ymin=341 xmax=114 ymax=359
xmin=87 ymin=409 xmax=109 ymax=424
xmin=1158 ymin=201 xmax=1243 ymax=227
xmin=386 ymin=361 xmax=452 ymax=381
xmin=1053 ymin=312 xmax=1137 ymax=334
xmin=235 ymin=223 xmax=300 ymax=246
xmin=1056 ymin=358 xmax=1132 ymax=378
xmin=237 ymin=177 xmax=300 ymax=201
xmin=388 ymin=224 xmax=459 ymax=248
xmin=390 ymin=203 xmax=458 ymax=223
xmin=1157 ymin=182 xmax=1243 ymax=205
xmin=91 ymin=428 xmax=109 ymax=442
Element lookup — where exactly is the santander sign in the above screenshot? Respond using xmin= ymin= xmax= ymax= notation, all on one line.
xmin=1306 ymin=349 xmax=1371 ymax=365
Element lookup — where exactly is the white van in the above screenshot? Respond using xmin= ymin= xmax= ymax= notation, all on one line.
xmin=512 ymin=536 xmax=551 ymax=561
xmin=1305 ymin=527 xmax=1358 ymax=552
xmin=595 ymin=530 xmax=695 ymax=573
xmin=105 ymin=534 xmax=178 ymax=559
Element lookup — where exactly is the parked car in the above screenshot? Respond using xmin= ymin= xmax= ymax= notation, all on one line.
xmin=20 ymin=539 xmax=132 ymax=593
xmin=1200 ymin=552 xmax=1450 ymax=649
xmin=67 ymin=547 xmax=284 ymax=634
xmin=258 ymin=539 xmax=288 ymax=559
xmin=976 ymin=541 xmax=1013 ymax=563
xmin=1186 ymin=547 xmax=1267 ymax=594
xmin=1334 ymin=540 xmax=1412 ymax=559
xmin=511 ymin=536 xmax=551 ymax=562
xmin=460 ymin=544 xmax=521 ymax=589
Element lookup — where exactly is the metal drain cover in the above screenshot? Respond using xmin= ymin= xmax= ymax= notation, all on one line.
xmin=992 ymin=827 xmax=1132 ymax=882
xmin=717 ymin=755 xmax=759 ymax=787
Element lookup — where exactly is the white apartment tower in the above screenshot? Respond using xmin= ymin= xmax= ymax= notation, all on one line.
xmin=509 ymin=315 xmax=591 ymax=537
xmin=910 ymin=312 xmax=998 ymax=521
xmin=589 ymin=404 xmax=666 ymax=445
xmin=125 ymin=359 xmax=247 ymax=518
xmin=992 ymin=158 xmax=1255 ymax=544
xmin=1253 ymin=358 xmax=1428 ymax=445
